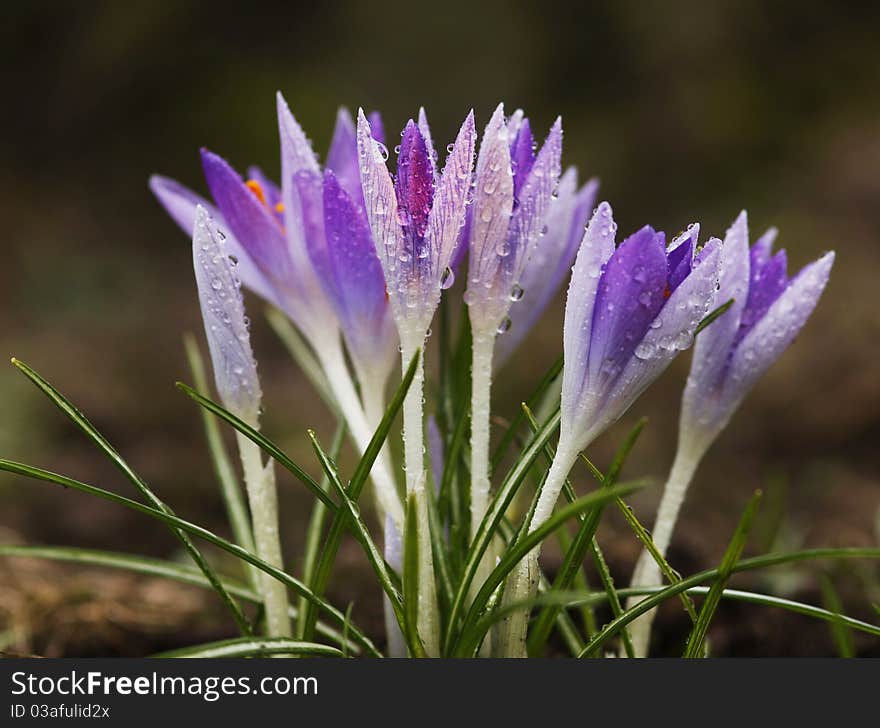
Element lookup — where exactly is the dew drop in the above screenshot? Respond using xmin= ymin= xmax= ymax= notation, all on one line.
xmin=496 ymin=317 xmax=512 ymax=335
xmin=509 ymin=284 xmax=524 ymax=301
xmin=440 ymin=266 xmax=455 ymax=289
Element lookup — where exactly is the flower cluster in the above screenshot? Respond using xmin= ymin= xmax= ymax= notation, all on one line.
xmin=151 ymin=95 xmax=833 ymax=657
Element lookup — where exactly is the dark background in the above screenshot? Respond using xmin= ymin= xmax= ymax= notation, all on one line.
xmin=1 ymin=0 xmax=878 ymax=656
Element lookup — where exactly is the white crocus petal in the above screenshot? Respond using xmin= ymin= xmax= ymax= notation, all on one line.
xmin=506 ymin=108 xmax=524 ymax=138
xmin=560 ymin=201 xmax=617 ymax=434
xmin=721 ymin=251 xmax=835 ymax=417
xmin=192 ymin=205 xmax=262 ymax=428
xmin=467 ymin=102 xmax=514 ymax=323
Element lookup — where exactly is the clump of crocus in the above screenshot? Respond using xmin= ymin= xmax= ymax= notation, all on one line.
xmin=357 ymin=107 xmax=476 ymax=655
xmin=500 ymin=201 xmax=723 ymax=656
xmin=191 ymin=205 xmax=290 ymax=638
xmin=150 ymin=96 xmax=402 ymax=532
xmin=627 ymin=211 xmax=834 ymax=656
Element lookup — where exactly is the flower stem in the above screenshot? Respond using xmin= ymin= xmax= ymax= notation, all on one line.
xmin=316 ymin=341 xmax=404 ymax=532
xmin=400 ymin=339 xmax=439 ymax=656
xmin=498 ymin=441 xmax=580 ymax=657
xmin=469 ymin=332 xmax=495 ymax=541
xmin=626 ymin=444 xmax=702 ymax=657
xmin=235 ymin=433 xmax=291 ymax=638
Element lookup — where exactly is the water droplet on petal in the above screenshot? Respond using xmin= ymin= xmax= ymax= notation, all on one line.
xmin=509 ymin=284 xmax=524 ymax=301
xmin=496 ymin=317 xmax=512 ymax=335
xmin=440 ymin=266 xmax=455 ymax=289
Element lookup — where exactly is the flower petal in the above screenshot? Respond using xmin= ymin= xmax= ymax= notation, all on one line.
xmin=666 ymin=224 xmax=698 ymax=292
xmin=367 ymin=111 xmax=385 ymax=145
xmin=561 ymin=201 xmax=617 ymax=428
xmin=510 ymin=117 xmax=536 ymax=198
xmin=396 ymin=120 xmax=434 ymax=242
xmin=418 ymin=106 xmax=438 ymax=180
xmin=325 ymin=107 xmax=363 ymax=205
xmin=467 ymin=103 xmax=514 ymax=301
xmin=733 ymin=248 xmax=788 ymax=346
xmin=150 ymin=174 xmax=280 ymax=307
xmin=192 ymin=205 xmax=261 ymax=427
xmin=200 ymin=149 xmax=293 ymax=288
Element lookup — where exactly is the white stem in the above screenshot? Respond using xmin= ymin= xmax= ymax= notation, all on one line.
xmin=400 ymin=340 xmax=439 ymax=656
xmin=316 ymin=341 xmax=404 ymax=531
xmin=235 ymin=433 xmax=291 ymax=638
xmin=497 ymin=443 xmax=581 ymax=657
xmin=626 ymin=444 xmax=703 ymax=657
xmin=469 ymin=332 xmax=495 ymax=541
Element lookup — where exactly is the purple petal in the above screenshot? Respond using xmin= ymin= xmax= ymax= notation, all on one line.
xmin=510 ymin=117 xmax=536 ymax=199
xmin=150 ymin=174 xmax=280 ymax=307
xmin=321 ymin=169 xmax=397 ymax=375
xmin=396 ymin=120 xmax=434 ymax=243
xmin=467 ymin=103 xmax=514 ymax=296
xmin=325 ymin=107 xmax=363 ymax=205
xmin=245 ymin=166 xmax=282 ymax=211
xmin=666 ymin=224 xmax=697 ymax=293
xmin=418 ymin=107 xmax=438 ymax=180
xmin=750 ymin=227 xmax=779 ymax=269
xmin=200 ymin=149 xmax=293 ymax=287
xmin=425 ymin=110 xmax=476 ymax=280
xmin=367 ymin=111 xmax=385 ymax=146
xmin=295 ymin=169 xmax=327 ymax=284
xmin=192 ymin=206 xmax=262 ymax=427
xmin=724 ymin=252 xmax=834 ymax=405
xmin=561 ymin=201 xmax=617 ymax=426
xmin=734 ymin=248 xmax=788 ymax=346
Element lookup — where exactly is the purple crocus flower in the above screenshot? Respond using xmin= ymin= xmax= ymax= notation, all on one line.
xmin=627 ymin=212 xmax=834 ymax=655
xmin=357 ymin=107 xmax=476 ymax=350
xmin=494 ymin=167 xmax=599 ymax=366
xmin=532 ymin=200 xmax=722 ymax=529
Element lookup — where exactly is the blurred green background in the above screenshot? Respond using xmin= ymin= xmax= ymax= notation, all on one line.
xmin=1 ymin=0 xmax=878 ymax=655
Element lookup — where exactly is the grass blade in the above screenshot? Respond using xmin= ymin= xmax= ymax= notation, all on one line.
xmin=694 ymin=298 xmax=734 ymax=336
xmin=154 ymin=637 xmax=343 ymax=658
xmin=0 ymin=458 xmax=382 ymax=657
xmin=10 ymin=358 xmax=252 ymax=636
xmin=820 ymin=573 xmax=856 ymax=657
xmin=683 ymin=490 xmax=762 ymax=657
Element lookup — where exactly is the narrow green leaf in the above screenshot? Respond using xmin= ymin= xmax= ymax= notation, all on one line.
xmin=443 ymin=407 xmax=561 ymax=653
xmin=0 ymin=458 xmax=382 ymax=657
xmin=184 ymin=334 xmax=257 ymax=589
xmin=403 ymin=492 xmax=427 ymax=657
xmin=10 ymin=358 xmax=252 ymax=636
xmin=453 ymin=480 xmax=647 ymax=656
xmin=820 ymin=573 xmax=856 ymax=658
xmin=176 ymin=383 xmax=335 ymax=512
xmin=683 ymin=490 xmax=762 ymax=658
xmin=154 ymin=637 xmax=343 ymax=659
xmin=694 ymin=298 xmax=734 ymax=336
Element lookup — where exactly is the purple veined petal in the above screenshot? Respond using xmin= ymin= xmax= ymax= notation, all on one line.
xmin=357 ymin=109 xmax=404 ymax=304
xmin=750 ymin=226 xmax=779 ymax=269
xmin=150 ymin=174 xmax=281 ymax=307
xmin=498 ymin=117 xmax=563 ymax=297
xmin=295 ymin=169 xmax=328 ymax=288
xmin=276 ymin=91 xmax=320 ymax=176
xmin=200 ymin=149 xmax=294 ymax=292
xmin=510 ymin=117 xmax=536 ymax=198
xmin=603 ymin=238 xmax=722 ymax=428
xmin=689 ymin=210 xmax=752 ymax=391
xmin=325 ymin=107 xmax=363 ymax=205
xmin=506 ymin=108 xmax=524 ymax=138
xmin=425 ymin=109 xmax=476 ymax=285
xmin=321 ymin=169 xmax=397 ymax=379
xmin=467 ymin=103 xmax=514 ymax=301
xmin=367 ymin=111 xmax=385 ymax=146
xmin=192 ymin=205 xmax=262 ymax=428
xmin=666 ymin=223 xmax=698 ymax=293
xmin=560 ymin=201 xmax=617 ymax=428
xmin=584 ymin=225 xmax=668 ymax=392
xmin=396 ymin=119 xmax=434 ymax=244
xmin=495 ymin=170 xmax=597 ymax=366
xmin=417 ymin=107 xmax=438 ymax=181
xmin=722 ymin=251 xmax=834 ymax=410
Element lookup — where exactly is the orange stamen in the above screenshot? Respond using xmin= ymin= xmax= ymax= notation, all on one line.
xmin=663 ymin=285 xmax=671 ymax=299
xmin=274 ymin=201 xmax=285 ymax=213
xmin=245 ymin=179 xmax=267 ymax=205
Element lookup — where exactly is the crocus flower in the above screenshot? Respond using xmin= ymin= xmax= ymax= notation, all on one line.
xmin=192 ymin=205 xmax=290 ymax=638
xmin=493 ymin=168 xmax=599 ymax=367
xmin=463 ymin=103 xmax=564 ymax=551
xmin=499 ymin=202 xmax=721 ymax=657
xmin=151 ymin=96 xmax=403 ymax=530
xmin=627 ymin=211 xmax=834 ymax=656
xmin=357 ymin=107 xmax=476 ymax=656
